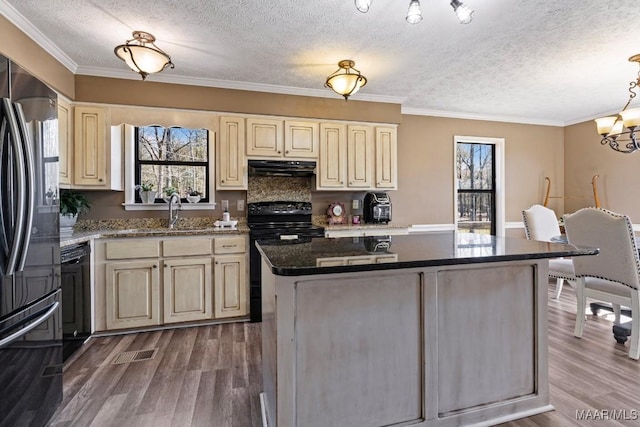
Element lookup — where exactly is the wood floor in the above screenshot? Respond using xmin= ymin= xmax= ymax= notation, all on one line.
xmin=49 ymin=283 xmax=640 ymax=427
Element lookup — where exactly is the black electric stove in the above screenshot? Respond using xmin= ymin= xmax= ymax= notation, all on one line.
xmin=247 ymin=201 xmax=324 ymax=322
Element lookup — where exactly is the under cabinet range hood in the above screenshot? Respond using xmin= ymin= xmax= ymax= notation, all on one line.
xmin=248 ymin=160 xmax=316 ymax=177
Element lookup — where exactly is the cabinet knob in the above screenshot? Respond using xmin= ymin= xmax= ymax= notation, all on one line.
xmin=285 ymin=150 xmax=289 ymax=154
xmin=221 ymin=180 xmax=225 ymax=183
xmin=153 ymin=264 xmax=157 ymax=268
xmin=164 ymin=264 xmax=167 ymax=268
xmin=215 ymin=261 xmax=219 ymax=265
xmin=98 ymin=178 xmax=103 ymax=182
xmin=278 ymin=151 xmax=282 ymax=154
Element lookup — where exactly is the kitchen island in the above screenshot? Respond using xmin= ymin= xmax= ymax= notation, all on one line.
xmin=257 ymin=232 xmax=597 ymax=427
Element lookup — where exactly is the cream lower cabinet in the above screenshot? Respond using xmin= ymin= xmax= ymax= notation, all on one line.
xmin=213 ymin=236 xmax=248 ymax=318
xmin=95 ymin=235 xmax=248 ymax=332
xmin=106 ymin=259 xmax=161 ymax=330
xmin=163 ymin=257 xmax=212 ymax=324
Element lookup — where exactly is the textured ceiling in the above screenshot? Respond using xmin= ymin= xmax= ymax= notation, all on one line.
xmin=3 ymin=0 xmax=640 ymax=125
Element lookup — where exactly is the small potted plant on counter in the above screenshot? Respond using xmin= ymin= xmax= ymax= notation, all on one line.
xmin=135 ymin=182 xmax=156 ymax=204
xmin=59 ymin=190 xmax=91 ymax=234
xmin=186 ymin=188 xmax=201 ymax=203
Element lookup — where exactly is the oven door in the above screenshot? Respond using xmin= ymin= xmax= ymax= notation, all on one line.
xmin=249 ymin=234 xmax=314 ymax=322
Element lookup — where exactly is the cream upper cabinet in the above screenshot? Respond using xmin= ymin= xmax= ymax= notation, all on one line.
xmin=347 ymin=125 xmax=374 ymax=188
xmin=217 ymin=116 xmax=247 ymax=189
xmin=284 ymin=120 xmax=319 ymax=158
xmin=375 ymin=126 xmax=398 ymax=190
xmin=246 ymin=117 xmax=319 ymax=159
xmin=246 ymin=118 xmax=283 ymax=158
xmin=58 ymin=98 xmax=72 ymax=186
xmin=73 ymin=105 xmax=122 ymax=190
xmin=317 ymin=123 xmax=347 ymax=189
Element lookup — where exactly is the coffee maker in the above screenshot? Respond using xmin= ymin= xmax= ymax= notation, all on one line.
xmin=363 ymin=192 xmax=392 ymax=224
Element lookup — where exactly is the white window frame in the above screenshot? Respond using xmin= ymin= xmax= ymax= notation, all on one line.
xmin=453 ymin=135 xmax=505 ymax=236
xmin=122 ymin=124 xmax=217 ymax=211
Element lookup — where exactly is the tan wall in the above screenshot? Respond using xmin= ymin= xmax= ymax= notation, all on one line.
xmin=564 ymin=120 xmax=640 ymax=222
xmin=393 ymin=115 xmax=565 ymax=226
xmin=0 ymin=15 xmax=74 ymax=98
xmin=75 ymin=76 xmax=401 ymax=124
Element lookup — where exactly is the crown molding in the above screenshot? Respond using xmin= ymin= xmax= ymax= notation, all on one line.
xmin=77 ymin=65 xmax=407 ymax=105
xmin=401 ymin=106 xmax=565 ymax=127
xmin=0 ymin=0 xmax=77 ymax=72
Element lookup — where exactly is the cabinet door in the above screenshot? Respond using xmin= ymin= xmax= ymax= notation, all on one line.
xmin=218 ymin=116 xmax=247 ymax=189
xmin=375 ymin=126 xmax=397 ymax=189
xmin=246 ymin=118 xmax=283 ymax=158
xmin=318 ymin=123 xmax=347 ymax=189
xmin=347 ymin=125 xmax=373 ymax=188
xmin=284 ymin=120 xmax=318 ymax=158
xmin=62 ymin=262 xmax=84 ymax=335
xmin=106 ymin=260 xmax=160 ymax=329
xmin=58 ymin=99 xmax=72 ymax=186
xmin=74 ymin=106 xmax=108 ymax=186
xmin=214 ymin=255 xmax=247 ymax=318
xmin=163 ymin=257 xmax=212 ymax=323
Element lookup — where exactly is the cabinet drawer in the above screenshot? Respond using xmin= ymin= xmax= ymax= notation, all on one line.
xmin=106 ymin=239 xmax=160 ymax=259
xmin=163 ymin=238 xmax=212 ymax=257
xmin=214 ymin=237 xmax=246 ymax=254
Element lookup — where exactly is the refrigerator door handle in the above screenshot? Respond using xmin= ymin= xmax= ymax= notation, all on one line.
xmin=0 ymin=301 xmax=59 ymax=350
xmin=0 ymin=113 xmax=8 ymax=262
xmin=13 ymin=103 xmax=35 ymax=271
xmin=1 ymin=98 xmax=27 ymax=277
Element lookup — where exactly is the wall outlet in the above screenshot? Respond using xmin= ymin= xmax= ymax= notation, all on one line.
xmin=352 ymin=199 xmax=359 ymax=209
xmin=237 ymin=199 xmax=245 ymax=211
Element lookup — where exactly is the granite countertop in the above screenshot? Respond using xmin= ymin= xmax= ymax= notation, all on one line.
xmin=256 ymin=232 xmax=599 ymax=276
xmin=61 ymin=218 xmax=249 ymax=247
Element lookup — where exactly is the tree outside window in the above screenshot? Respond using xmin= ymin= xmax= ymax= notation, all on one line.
xmin=135 ymin=126 xmax=209 ymax=202
xmin=456 ymin=142 xmax=495 ymax=234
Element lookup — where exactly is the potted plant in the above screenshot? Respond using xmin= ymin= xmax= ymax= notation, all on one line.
xmin=163 ymin=186 xmax=179 ymax=203
xmin=59 ymin=190 xmax=91 ymax=231
xmin=135 ymin=182 xmax=156 ymax=204
xmin=186 ymin=188 xmax=201 ymax=203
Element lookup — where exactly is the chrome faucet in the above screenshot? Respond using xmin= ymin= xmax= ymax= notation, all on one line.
xmin=168 ymin=192 xmax=182 ymax=229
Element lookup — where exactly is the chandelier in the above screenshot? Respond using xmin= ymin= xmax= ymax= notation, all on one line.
xmin=595 ymin=54 xmax=640 ymax=154
xmin=355 ymin=0 xmax=474 ymax=24
xmin=114 ymin=31 xmax=174 ymax=80
xmin=325 ymin=60 xmax=367 ymax=100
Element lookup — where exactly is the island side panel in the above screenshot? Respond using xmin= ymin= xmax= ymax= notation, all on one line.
xmin=429 ymin=260 xmax=551 ymax=426
xmin=293 ymin=272 xmax=424 ymax=427
xmin=261 ymin=258 xmax=277 ymax=427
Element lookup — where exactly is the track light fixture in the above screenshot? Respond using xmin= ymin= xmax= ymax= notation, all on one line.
xmin=354 ymin=0 xmax=474 ymax=24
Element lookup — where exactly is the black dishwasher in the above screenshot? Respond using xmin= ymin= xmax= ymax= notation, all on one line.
xmin=61 ymin=242 xmax=91 ymax=362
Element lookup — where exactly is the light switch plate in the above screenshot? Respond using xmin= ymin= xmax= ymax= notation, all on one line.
xmin=237 ymin=200 xmax=245 ymax=211
xmin=352 ymin=199 xmax=359 ymax=209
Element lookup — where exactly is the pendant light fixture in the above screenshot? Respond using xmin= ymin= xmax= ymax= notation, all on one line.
xmin=325 ymin=60 xmax=367 ymax=100
xmin=406 ymin=0 xmax=423 ymax=24
xmin=114 ymin=31 xmax=174 ymax=80
xmin=355 ymin=0 xmax=372 ymax=13
xmin=450 ymin=0 xmax=474 ymax=24
xmin=594 ymin=54 xmax=640 ymax=153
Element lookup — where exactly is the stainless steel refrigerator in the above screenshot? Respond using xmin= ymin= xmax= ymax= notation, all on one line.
xmin=0 ymin=54 xmax=62 ymax=426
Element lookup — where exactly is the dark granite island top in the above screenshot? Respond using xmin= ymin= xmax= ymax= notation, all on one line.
xmin=256 ymin=232 xmax=598 ymax=276
xmin=259 ymin=232 xmax=598 ymax=427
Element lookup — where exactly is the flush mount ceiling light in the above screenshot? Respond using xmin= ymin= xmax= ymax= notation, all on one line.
xmin=325 ymin=60 xmax=368 ymax=100
xmin=355 ymin=0 xmax=474 ymax=24
xmin=114 ymin=31 xmax=174 ymax=80
xmin=595 ymin=54 xmax=640 ymax=154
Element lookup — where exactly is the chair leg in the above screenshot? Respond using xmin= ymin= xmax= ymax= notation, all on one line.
xmin=554 ymin=278 xmax=564 ymax=299
xmin=613 ymin=303 xmax=621 ymax=324
xmin=574 ymin=278 xmax=586 ymax=338
xmin=628 ymin=294 xmax=640 ymax=360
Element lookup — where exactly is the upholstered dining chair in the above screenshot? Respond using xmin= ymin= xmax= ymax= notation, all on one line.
xmin=563 ymin=207 xmax=640 ymax=360
xmin=522 ymin=204 xmax=576 ymax=298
